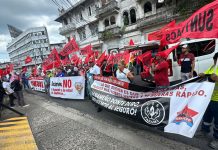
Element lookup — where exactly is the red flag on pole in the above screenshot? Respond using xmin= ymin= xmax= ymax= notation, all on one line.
xmin=148 ymin=20 xmax=176 ymax=41
xmin=80 ymin=44 xmax=92 ymax=55
xmin=129 ymin=39 xmax=135 ymax=46
xmin=96 ymin=51 xmax=106 ymax=66
xmin=25 ymin=56 xmax=32 ymax=64
xmin=138 ymin=51 xmax=152 ymax=65
xmin=60 ymin=38 xmax=79 ymax=56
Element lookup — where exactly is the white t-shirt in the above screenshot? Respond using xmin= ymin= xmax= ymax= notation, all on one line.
xmin=89 ymin=65 xmax=100 ymax=75
xmin=3 ymin=82 xmax=14 ymax=94
xmin=116 ymin=68 xmax=130 ymax=83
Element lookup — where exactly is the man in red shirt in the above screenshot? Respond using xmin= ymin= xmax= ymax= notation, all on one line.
xmin=151 ymin=52 xmax=169 ymax=88
xmin=179 ymin=44 xmax=195 ymax=81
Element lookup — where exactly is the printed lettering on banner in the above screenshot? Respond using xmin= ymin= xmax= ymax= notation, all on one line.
xmin=50 ymin=76 xmax=85 ymax=99
xmin=29 ymin=79 xmax=45 ymax=92
xmin=164 ymin=82 xmax=215 ymax=138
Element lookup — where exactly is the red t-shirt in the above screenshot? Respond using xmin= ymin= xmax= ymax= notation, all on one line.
xmin=154 ymin=61 xmax=169 ymax=86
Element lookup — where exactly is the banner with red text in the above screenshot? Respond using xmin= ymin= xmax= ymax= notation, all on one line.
xmin=29 ymin=77 xmax=45 ymax=92
xmin=50 ymin=76 xmax=85 ymax=99
xmin=164 ymin=81 xmax=215 ymax=138
xmin=91 ymin=76 xmax=214 ymax=136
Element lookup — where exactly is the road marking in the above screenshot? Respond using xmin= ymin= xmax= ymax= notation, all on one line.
xmin=0 ymin=117 xmax=38 ymax=150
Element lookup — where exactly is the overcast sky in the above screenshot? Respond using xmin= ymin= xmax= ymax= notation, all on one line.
xmin=0 ymin=0 xmax=76 ymax=62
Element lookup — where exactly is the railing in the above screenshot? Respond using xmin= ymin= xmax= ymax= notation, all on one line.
xmin=96 ymin=0 xmax=119 ymax=18
xmin=59 ymin=23 xmax=76 ymax=35
xmin=137 ymin=7 xmax=177 ymax=29
xmin=99 ymin=26 xmax=122 ymax=40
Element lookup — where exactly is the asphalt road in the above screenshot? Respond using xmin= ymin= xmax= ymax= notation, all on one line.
xmin=1 ymin=90 xmax=213 ymax=150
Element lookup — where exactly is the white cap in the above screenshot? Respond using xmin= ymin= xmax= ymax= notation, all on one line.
xmin=182 ymin=44 xmax=188 ymax=48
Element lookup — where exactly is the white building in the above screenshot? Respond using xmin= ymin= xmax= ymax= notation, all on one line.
xmin=55 ymin=0 xmax=201 ymax=54
xmin=7 ymin=27 xmax=50 ymax=70
xmin=50 ymin=42 xmax=66 ymax=52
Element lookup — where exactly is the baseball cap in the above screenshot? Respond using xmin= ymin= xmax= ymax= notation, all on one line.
xmin=182 ymin=44 xmax=188 ymax=48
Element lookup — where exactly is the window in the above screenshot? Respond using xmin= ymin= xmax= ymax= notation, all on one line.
xmin=130 ymin=9 xmax=136 ymax=24
xmin=156 ymin=2 xmax=164 ymax=9
xmin=78 ymin=28 xmax=86 ymax=40
xmin=63 ymin=19 xmax=68 ymax=25
xmin=88 ymin=6 xmax=92 ymax=16
xmin=90 ymin=24 xmax=98 ymax=36
xmin=173 ymin=40 xmax=215 ymax=61
xmin=123 ymin=12 xmax=129 ymax=26
xmin=42 ymin=31 xmax=45 ymax=35
xmin=110 ymin=16 xmax=116 ymax=25
xmin=80 ymin=13 xmax=83 ymax=21
xmin=144 ymin=2 xmax=152 ymax=13
xmin=104 ymin=19 xmax=110 ymax=27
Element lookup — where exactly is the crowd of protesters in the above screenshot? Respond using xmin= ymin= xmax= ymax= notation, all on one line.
xmin=1 ymin=43 xmax=218 ymax=148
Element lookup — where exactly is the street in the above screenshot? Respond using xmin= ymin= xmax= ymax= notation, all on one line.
xmin=1 ymin=90 xmax=211 ymax=150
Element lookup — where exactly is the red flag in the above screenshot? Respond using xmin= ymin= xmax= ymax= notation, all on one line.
xmin=61 ymin=56 xmax=71 ymax=66
xmin=22 ymin=67 xmax=27 ymax=73
xmin=60 ymin=38 xmax=79 ymax=56
xmin=162 ymin=1 xmax=218 ymax=45
xmin=32 ymin=66 xmax=37 ymax=76
xmin=43 ymin=48 xmax=61 ymax=69
xmin=80 ymin=44 xmax=92 ymax=55
xmin=71 ymin=55 xmax=80 ymax=64
xmin=0 ymin=69 xmax=3 ymax=77
xmin=161 ymin=43 xmax=180 ymax=58
xmin=129 ymin=39 xmax=135 ymax=46
xmin=25 ymin=56 xmax=32 ymax=64
xmin=148 ymin=20 xmax=176 ymax=41
xmin=96 ymin=51 xmax=106 ymax=66
xmin=138 ymin=51 xmax=152 ymax=65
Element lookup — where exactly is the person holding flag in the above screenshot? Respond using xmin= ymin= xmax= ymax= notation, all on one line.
xmin=151 ymin=52 xmax=169 ymax=88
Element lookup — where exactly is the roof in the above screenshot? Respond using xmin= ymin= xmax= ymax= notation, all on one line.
xmin=55 ymin=0 xmax=86 ymax=22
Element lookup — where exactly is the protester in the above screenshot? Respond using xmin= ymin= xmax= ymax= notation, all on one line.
xmin=44 ymin=71 xmax=52 ymax=94
xmin=56 ymin=68 xmax=65 ymax=77
xmin=179 ymin=44 xmax=195 ymax=81
xmin=0 ymin=79 xmax=5 ymax=106
xmin=151 ymin=52 xmax=169 ymax=88
xmin=11 ymin=73 xmax=29 ymax=107
xmin=116 ymin=60 xmax=134 ymax=83
xmin=101 ymin=60 xmax=112 ymax=77
xmin=68 ymin=63 xmax=79 ymax=76
xmin=2 ymin=76 xmax=16 ymax=107
xmin=198 ymin=52 xmax=218 ymax=149
xmin=21 ymin=72 xmax=30 ymax=89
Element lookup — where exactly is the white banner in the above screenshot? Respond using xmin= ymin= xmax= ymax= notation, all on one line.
xmin=29 ymin=79 xmax=45 ymax=92
xmin=50 ymin=76 xmax=85 ymax=99
xmin=164 ymin=81 xmax=215 ymax=138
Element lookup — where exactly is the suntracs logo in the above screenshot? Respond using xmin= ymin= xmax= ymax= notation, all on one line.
xmin=173 ymin=105 xmax=198 ymax=127
xmin=141 ymin=100 xmax=165 ymax=126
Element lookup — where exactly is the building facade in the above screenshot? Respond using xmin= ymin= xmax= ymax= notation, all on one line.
xmin=7 ymin=27 xmax=50 ymax=70
xmin=0 ymin=62 xmax=11 ymax=70
xmin=50 ymin=42 xmax=66 ymax=52
xmin=55 ymin=0 xmax=204 ymax=54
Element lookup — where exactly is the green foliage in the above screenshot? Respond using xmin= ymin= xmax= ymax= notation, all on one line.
xmin=175 ymin=0 xmax=214 ymax=16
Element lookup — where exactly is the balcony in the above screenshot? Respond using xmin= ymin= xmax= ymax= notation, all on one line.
xmin=96 ymin=0 xmax=120 ymax=18
xmin=98 ymin=26 xmax=122 ymax=41
xmin=59 ymin=23 xmax=76 ymax=35
xmin=137 ymin=7 xmax=177 ymax=29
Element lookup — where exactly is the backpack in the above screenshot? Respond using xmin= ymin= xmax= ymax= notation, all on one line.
xmin=11 ymin=80 xmax=22 ymax=91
